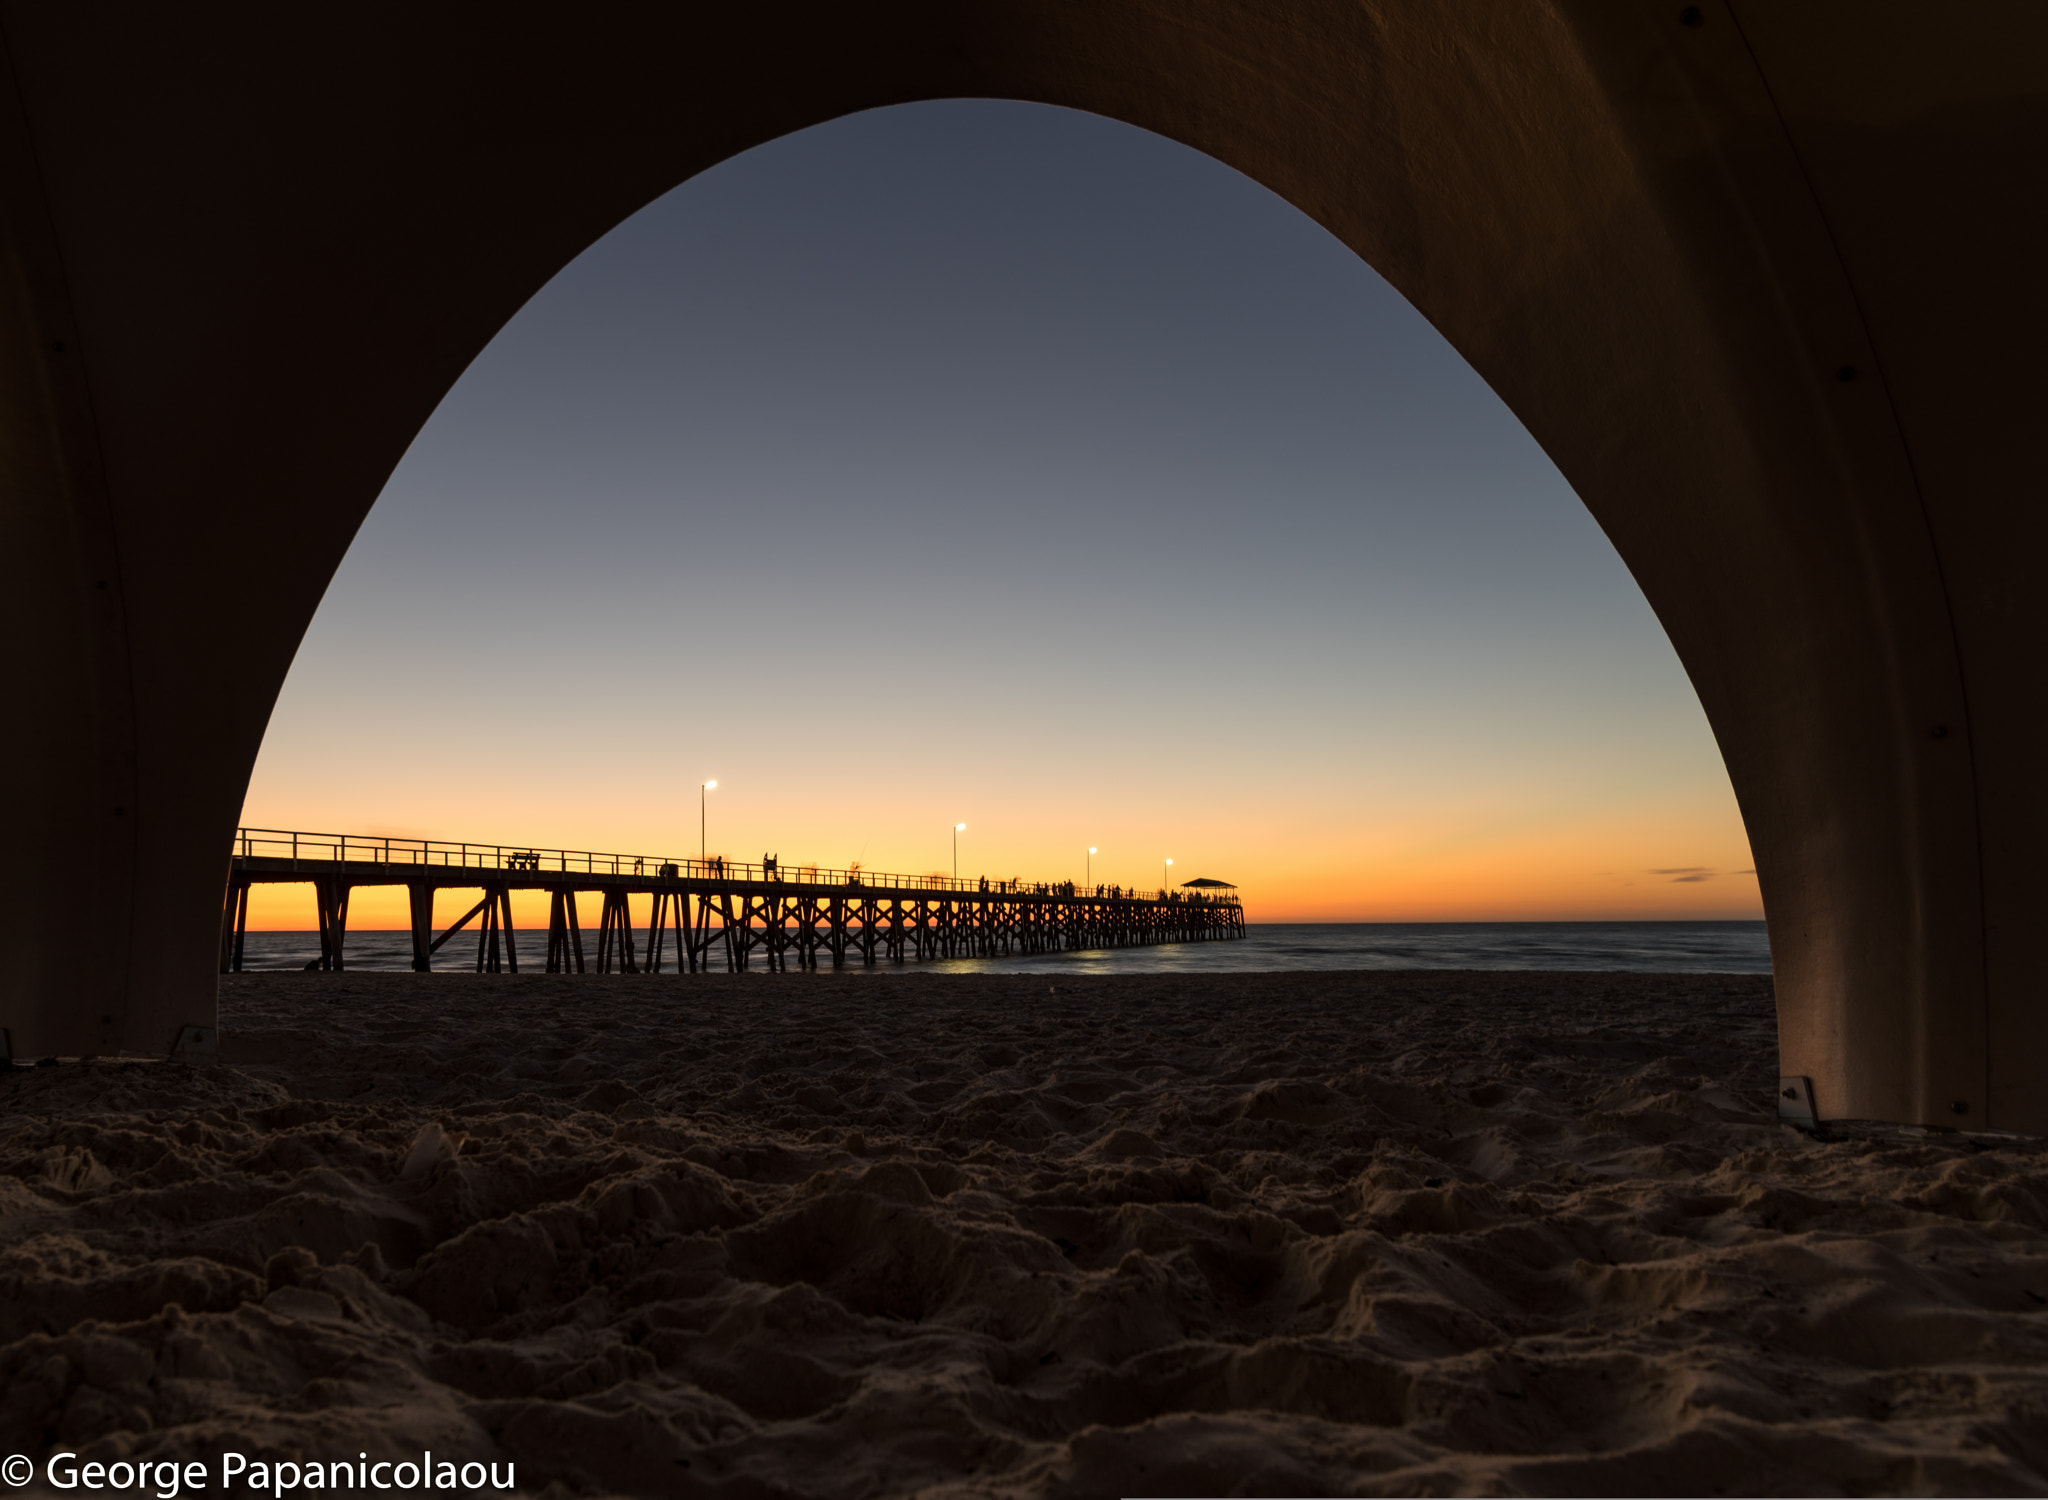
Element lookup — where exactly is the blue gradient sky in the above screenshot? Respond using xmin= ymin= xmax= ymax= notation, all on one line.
xmin=240 ymin=100 xmax=1759 ymax=925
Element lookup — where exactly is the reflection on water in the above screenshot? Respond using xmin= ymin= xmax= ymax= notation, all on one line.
xmin=232 ymin=922 xmax=1769 ymax=975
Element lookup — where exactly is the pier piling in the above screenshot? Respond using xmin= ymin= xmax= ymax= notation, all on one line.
xmin=221 ymin=829 xmax=1247 ymax=973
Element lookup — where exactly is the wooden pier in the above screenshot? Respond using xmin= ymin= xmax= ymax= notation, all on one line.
xmin=220 ymin=829 xmax=1246 ymax=974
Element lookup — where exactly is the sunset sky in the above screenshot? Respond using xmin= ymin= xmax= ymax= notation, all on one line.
xmin=239 ymin=100 xmax=1759 ymax=931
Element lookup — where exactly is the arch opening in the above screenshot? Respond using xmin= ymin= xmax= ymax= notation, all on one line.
xmin=238 ymin=100 xmax=1761 ymax=949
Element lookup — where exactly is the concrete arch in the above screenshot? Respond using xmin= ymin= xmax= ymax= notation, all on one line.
xmin=1 ymin=3 xmax=2042 ymax=1129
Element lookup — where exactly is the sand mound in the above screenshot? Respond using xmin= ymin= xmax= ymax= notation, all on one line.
xmin=3 ymin=970 xmax=2046 ymax=1496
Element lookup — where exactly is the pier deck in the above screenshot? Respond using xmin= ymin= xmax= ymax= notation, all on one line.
xmin=222 ymin=829 xmax=1246 ymax=974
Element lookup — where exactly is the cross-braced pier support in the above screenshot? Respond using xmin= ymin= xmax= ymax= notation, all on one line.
xmin=595 ymin=889 xmax=637 ymax=973
xmin=221 ymin=832 xmax=1246 ymax=977
xmin=474 ymin=885 xmax=516 ymax=973
xmin=545 ymin=889 xmax=586 ymax=974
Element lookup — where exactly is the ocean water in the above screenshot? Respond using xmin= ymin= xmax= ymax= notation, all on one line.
xmin=231 ymin=922 xmax=1770 ymax=976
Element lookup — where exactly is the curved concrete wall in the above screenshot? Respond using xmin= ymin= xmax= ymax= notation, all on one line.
xmin=1 ymin=2 xmax=2041 ymax=1129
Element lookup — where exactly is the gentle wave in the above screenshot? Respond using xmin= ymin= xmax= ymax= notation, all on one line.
xmin=230 ymin=921 xmax=1769 ymax=975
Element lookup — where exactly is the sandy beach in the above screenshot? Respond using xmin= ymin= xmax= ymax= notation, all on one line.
xmin=4 ymin=970 xmax=2046 ymax=1496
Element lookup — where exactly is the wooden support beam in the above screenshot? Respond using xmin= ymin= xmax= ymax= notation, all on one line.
xmin=476 ymin=884 xmax=497 ymax=973
xmin=646 ymin=889 xmax=668 ymax=974
xmin=408 ymin=883 xmax=434 ymax=972
xmin=335 ymin=880 xmax=350 ymax=969
xmin=311 ymin=878 xmax=350 ymax=971
xmin=546 ymin=889 xmax=567 ymax=973
xmin=647 ymin=887 xmax=691 ymax=974
xmin=217 ymin=879 xmax=249 ymax=974
xmin=596 ymin=888 xmax=637 ymax=974
xmin=497 ymin=886 xmax=518 ymax=974
xmin=217 ymin=882 xmax=235 ymax=974
xmin=724 ymin=891 xmax=741 ymax=973
xmin=313 ymin=880 xmax=331 ymax=971
xmin=545 ymin=888 xmax=588 ymax=974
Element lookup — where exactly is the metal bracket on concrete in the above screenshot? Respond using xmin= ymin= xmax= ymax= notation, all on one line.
xmin=1778 ymin=1075 xmax=1818 ymax=1128
xmin=169 ymin=1024 xmax=219 ymax=1064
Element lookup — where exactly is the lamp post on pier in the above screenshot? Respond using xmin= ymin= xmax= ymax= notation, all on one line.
xmin=1163 ymin=857 xmax=1173 ymax=895
xmin=1088 ymin=847 xmax=1097 ymax=887
xmin=953 ymin=823 xmax=966 ymax=883
xmin=701 ymin=781 xmax=717 ymax=862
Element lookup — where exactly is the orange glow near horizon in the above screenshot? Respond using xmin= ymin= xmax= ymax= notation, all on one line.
xmin=235 ymin=772 xmax=1761 ymax=930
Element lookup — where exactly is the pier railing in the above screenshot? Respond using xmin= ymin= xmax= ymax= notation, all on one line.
xmin=229 ymin=827 xmax=1234 ymax=905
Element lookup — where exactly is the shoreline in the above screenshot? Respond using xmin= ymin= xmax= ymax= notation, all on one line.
xmin=218 ymin=920 xmax=1776 ymax=980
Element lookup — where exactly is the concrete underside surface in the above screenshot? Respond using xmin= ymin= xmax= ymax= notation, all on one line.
xmin=0 ymin=2 xmax=2042 ymax=1130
